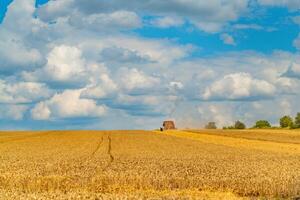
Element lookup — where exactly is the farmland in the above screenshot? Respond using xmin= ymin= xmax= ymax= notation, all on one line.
xmin=0 ymin=130 xmax=299 ymax=199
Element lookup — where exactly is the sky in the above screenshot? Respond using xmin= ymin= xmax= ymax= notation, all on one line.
xmin=0 ymin=0 xmax=300 ymax=130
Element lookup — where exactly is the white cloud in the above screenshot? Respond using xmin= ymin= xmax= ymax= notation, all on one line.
xmin=37 ymin=0 xmax=249 ymax=33
xmin=258 ymin=0 xmax=300 ymax=10
xmin=111 ymin=94 xmax=168 ymax=116
xmin=203 ymin=72 xmax=276 ymax=100
xmin=0 ymin=105 xmax=28 ymax=120
xmin=31 ymin=102 xmax=51 ymax=120
xmin=101 ymin=36 xmax=189 ymax=66
xmin=0 ymin=0 xmax=44 ymax=74
xmin=293 ymin=34 xmax=300 ymax=50
xmin=44 ymin=45 xmax=86 ymax=82
xmin=1 ymin=0 xmax=300 ymax=129
xmin=150 ymin=16 xmax=184 ymax=28
xmin=100 ymin=46 xmax=152 ymax=63
xmin=23 ymin=45 xmax=88 ymax=88
xmin=282 ymin=62 xmax=300 ymax=79
xmin=36 ymin=0 xmax=74 ymax=22
xmin=119 ymin=68 xmax=160 ymax=92
xmin=81 ymin=74 xmax=118 ymax=99
xmin=292 ymin=16 xmax=300 ymax=25
xmin=2 ymin=0 xmax=36 ymax=33
xmin=31 ymin=90 xmax=107 ymax=120
xmin=280 ymin=99 xmax=292 ymax=115
xmin=0 ymin=32 xmax=43 ymax=73
xmin=169 ymin=81 xmax=184 ymax=91
xmin=220 ymin=33 xmax=236 ymax=45
xmin=233 ymin=24 xmax=263 ymax=30
xmin=197 ymin=104 xmax=235 ymax=127
xmin=69 ymin=10 xmax=142 ymax=32
xmin=0 ymin=80 xmax=52 ymax=104
xmin=74 ymin=35 xmax=190 ymax=68
xmin=115 ymin=94 xmax=160 ymax=107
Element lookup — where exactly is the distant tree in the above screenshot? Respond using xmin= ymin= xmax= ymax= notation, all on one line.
xmin=253 ymin=120 xmax=271 ymax=129
xmin=205 ymin=122 xmax=217 ymax=129
xmin=280 ymin=116 xmax=293 ymax=128
xmin=234 ymin=121 xmax=246 ymax=129
xmin=294 ymin=113 xmax=300 ymax=128
xmin=223 ymin=126 xmax=235 ymax=130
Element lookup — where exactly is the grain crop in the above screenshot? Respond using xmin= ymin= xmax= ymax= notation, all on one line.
xmin=0 ymin=130 xmax=299 ymax=199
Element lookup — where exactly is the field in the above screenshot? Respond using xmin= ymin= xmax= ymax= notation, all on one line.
xmin=0 ymin=130 xmax=300 ymax=199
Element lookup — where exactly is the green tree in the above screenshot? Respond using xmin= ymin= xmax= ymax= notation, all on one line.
xmin=234 ymin=121 xmax=246 ymax=129
xmin=280 ymin=116 xmax=293 ymax=128
xmin=294 ymin=113 xmax=300 ymax=128
xmin=205 ymin=122 xmax=217 ymax=129
xmin=253 ymin=120 xmax=271 ymax=129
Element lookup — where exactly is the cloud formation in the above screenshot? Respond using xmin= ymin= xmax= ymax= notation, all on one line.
xmin=293 ymin=34 xmax=300 ymax=50
xmin=31 ymin=90 xmax=107 ymax=120
xmin=203 ymin=73 xmax=276 ymax=101
xmin=258 ymin=0 xmax=300 ymax=10
xmin=0 ymin=0 xmax=300 ymax=129
xmin=37 ymin=0 xmax=249 ymax=33
xmin=220 ymin=33 xmax=236 ymax=45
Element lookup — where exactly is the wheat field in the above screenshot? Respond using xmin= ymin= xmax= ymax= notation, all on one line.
xmin=0 ymin=130 xmax=299 ymax=199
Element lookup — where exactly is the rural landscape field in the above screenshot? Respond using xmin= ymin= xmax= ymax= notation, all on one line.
xmin=0 ymin=129 xmax=299 ymax=199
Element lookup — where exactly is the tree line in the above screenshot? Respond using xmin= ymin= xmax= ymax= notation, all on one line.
xmin=205 ymin=113 xmax=300 ymax=130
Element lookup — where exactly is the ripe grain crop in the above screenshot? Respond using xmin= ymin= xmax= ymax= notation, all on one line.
xmin=0 ymin=130 xmax=299 ymax=199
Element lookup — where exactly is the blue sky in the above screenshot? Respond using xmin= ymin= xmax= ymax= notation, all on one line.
xmin=0 ymin=0 xmax=300 ymax=130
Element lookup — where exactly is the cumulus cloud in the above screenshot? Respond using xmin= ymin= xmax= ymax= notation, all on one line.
xmin=23 ymin=45 xmax=88 ymax=88
xmin=36 ymin=0 xmax=74 ymax=22
xmin=118 ymin=68 xmax=160 ymax=93
xmin=169 ymin=81 xmax=184 ymax=92
xmin=197 ymin=104 xmax=235 ymax=127
xmin=149 ymin=16 xmax=184 ymax=28
xmin=109 ymin=94 xmax=166 ymax=117
xmin=258 ymin=0 xmax=300 ymax=10
xmin=2 ymin=0 xmax=36 ymax=33
xmin=0 ymin=80 xmax=52 ymax=104
xmin=43 ymin=45 xmax=86 ymax=83
xmin=203 ymin=73 xmax=276 ymax=101
xmin=69 ymin=10 xmax=142 ymax=32
xmin=220 ymin=33 xmax=236 ymax=45
xmin=0 ymin=105 xmax=28 ymax=120
xmin=100 ymin=36 xmax=189 ymax=66
xmin=232 ymin=24 xmax=263 ymax=30
xmin=31 ymin=90 xmax=107 ymax=120
xmin=0 ymin=33 xmax=44 ymax=74
xmin=293 ymin=34 xmax=300 ymax=50
xmin=1 ymin=0 xmax=300 ymax=129
xmin=0 ymin=0 xmax=45 ymax=74
xmin=282 ymin=62 xmax=300 ymax=79
xmin=100 ymin=46 xmax=152 ymax=64
xmin=292 ymin=16 xmax=300 ymax=25
xmin=276 ymin=77 xmax=300 ymax=94
xmin=81 ymin=74 xmax=118 ymax=99
xmin=37 ymin=0 xmax=249 ymax=33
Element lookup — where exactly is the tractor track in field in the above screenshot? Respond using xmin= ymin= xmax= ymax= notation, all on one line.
xmin=101 ymin=135 xmax=115 ymax=171
xmin=90 ymin=136 xmax=104 ymax=157
xmin=85 ymin=134 xmax=114 ymax=171
xmin=107 ymin=135 xmax=114 ymax=163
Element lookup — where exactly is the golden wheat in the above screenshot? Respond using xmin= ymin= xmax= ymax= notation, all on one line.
xmin=0 ymin=130 xmax=299 ymax=199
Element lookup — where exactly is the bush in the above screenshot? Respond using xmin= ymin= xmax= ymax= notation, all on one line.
xmin=280 ymin=116 xmax=293 ymax=128
xmin=205 ymin=122 xmax=217 ymax=129
xmin=234 ymin=121 xmax=246 ymax=129
xmin=253 ymin=120 xmax=271 ymax=129
xmin=294 ymin=113 xmax=300 ymax=128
